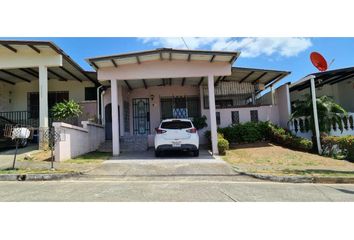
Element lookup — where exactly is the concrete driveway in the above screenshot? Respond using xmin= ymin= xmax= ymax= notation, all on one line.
xmin=0 ymin=144 xmax=39 ymax=168
xmin=86 ymin=149 xmax=238 ymax=177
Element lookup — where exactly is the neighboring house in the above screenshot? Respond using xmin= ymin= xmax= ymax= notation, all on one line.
xmin=0 ymin=40 xmax=101 ymax=135
xmin=289 ymin=67 xmax=354 ymax=140
xmin=87 ymin=48 xmax=291 ymax=155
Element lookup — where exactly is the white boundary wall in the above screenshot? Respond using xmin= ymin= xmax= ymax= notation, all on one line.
xmin=53 ymin=121 xmax=105 ymax=161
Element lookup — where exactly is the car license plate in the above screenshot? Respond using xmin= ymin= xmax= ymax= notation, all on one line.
xmin=172 ymin=141 xmax=181 ymax=147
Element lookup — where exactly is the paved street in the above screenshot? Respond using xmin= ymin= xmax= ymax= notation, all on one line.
xmin=1 ymin=177 xmax=354 ymax=201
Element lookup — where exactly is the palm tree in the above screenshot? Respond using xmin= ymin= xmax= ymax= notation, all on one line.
xmin=290 ymin=95 xmax=347 ymax=151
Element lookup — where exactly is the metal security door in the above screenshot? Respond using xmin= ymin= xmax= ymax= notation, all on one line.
xmin=133 ymin=98 xmax=150 ymax=135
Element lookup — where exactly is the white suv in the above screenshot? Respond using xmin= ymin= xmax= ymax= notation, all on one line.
xmin=154 ymin=119 xmax=199 ymax=157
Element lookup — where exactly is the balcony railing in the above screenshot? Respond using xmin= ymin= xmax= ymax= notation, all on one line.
xmin=289 ymin=112 xmax=354 ymax=139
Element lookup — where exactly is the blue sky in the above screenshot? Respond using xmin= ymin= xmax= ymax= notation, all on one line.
xmin=4 ymin=37 xmax=354 ymax=87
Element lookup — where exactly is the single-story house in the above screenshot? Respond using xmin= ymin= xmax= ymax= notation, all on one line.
xmin=289 ymin=67 xmax=354 ymax=152
xmin=0 ymin=40 xmax=101 ymax=148
xmin=87 ymin=48 xmax=291 ymax=156
xmin=1 ymin=40 xmax=293 ymax=159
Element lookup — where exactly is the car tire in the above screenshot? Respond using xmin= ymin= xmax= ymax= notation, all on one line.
xmin=193 ymin=149 xmax=199 ymax=157
xmin=155 ymin=150 xmax=161 ymax=157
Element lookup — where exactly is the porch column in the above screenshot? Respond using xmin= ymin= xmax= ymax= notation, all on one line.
xmin=111 ymin=79 xmax=120 ymax=156
xmin=39 ymin=66 xmax=48 ymax=149
xmin=207 ymin=74 xmax=218 ymax=155
xmin=310 ymin=77 xmax=322 ymax=154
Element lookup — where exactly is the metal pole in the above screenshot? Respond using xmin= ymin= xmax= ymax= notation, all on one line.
xmin=12 ymin=139 xmax=19 ymax=169
xmin=310 ymin=77 xmax=322 ymax=154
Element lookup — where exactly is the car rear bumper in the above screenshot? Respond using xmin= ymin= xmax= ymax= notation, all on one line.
xmin=156 ymin=144 xmax=198 ymax=152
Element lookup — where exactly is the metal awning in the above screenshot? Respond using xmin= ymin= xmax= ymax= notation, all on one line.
xmin=101 ymin=66 xmax=290 ymax=90
xmin=0 ymin=40 xmax=99 ymax=85
xmin=216 ymin=67 xmax=290 ymax=88
xmin=87 ymin=48 xmax=240 ymax=70
xmin=290 ymin=66 xmax=354 ymax=92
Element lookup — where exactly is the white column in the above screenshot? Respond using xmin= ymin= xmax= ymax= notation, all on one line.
xmin=310 ymin=77 xmax=322 ymax=154
xmin=38 ymin=65 xmax=49 ymax=150
xmin=207 ymin=74 xmax=218 ymax=155
xmin=111 ymin=79 xmax=120 ymax=156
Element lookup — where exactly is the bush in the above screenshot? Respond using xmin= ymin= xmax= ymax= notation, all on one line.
xmin=267 ymin=123 xmax=312 ymax=152
xmin=218 ymin=137 xmax=229 ymax=155
xmin=205 ymin=121 xmax=312 ymax=153
xmin=322 ymin=136 xmax=354 ymax=161
xmin=51 ymin=100 xmax=82 ymax=121
xmin=192 ymin=115 xmax=208 ymax=130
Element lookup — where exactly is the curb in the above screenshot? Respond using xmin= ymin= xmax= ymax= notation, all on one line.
xmin=0 ymin=172 xmax=81 ymax=181
xmin=233 ymin=167 xmax=354 ymax=184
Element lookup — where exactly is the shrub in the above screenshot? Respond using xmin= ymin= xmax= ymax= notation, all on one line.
xmin=51 ymin=100 xmax=82 ymax=121
xmin=218 ymin=137 xmax=229 ymax=155
xmin=205 ymin=121 xmax=312 ymax=153
xmin=322 ymin=136 xmax=354 ymax=161
xmin=192 ymin=115 xmax=208 ymax=130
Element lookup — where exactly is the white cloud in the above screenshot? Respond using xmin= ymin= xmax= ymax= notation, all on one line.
xmin=139 ymin=37 xmax=312 ymax=58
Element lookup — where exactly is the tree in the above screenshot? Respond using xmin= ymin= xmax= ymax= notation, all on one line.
xmin=290 ymin=95 xmax=347 ymax=150
xmin=51 ymin=100 xmax=82 ymax=121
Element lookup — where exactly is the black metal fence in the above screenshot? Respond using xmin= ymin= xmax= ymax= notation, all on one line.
xmin=0 ymin=110 xmax=79 ymax=128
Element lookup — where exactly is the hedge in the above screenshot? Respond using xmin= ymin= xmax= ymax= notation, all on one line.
xmin=322 ymin=136 xmax=354 ymax=161
xmin=204 ymin=132 xmax=229 ymax=155
xmin=205 ymin=121 xmax=312 ymax=153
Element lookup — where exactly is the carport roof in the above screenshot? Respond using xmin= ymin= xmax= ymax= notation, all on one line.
xmin=0 ymin=40 xmax=99 ymax=85
xmin=107 ymin=66 xmax=290 ymax=90
xmin=87 ymin=48 xmax=241 ymax=69
xmin=290 ymin=66 xmax=354 ymax=92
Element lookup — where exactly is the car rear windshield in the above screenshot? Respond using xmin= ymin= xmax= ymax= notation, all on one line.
xmin=161 ymin=121 xmax=192 ymax=129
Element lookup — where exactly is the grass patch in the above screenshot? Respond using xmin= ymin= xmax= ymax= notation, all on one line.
xmin=0 ymin=168 xmax=76 ymax=174
xmin=223 ymin=142 xmax=354 ymax=177
xmin=65 ymin=151 xmax=111 ymax=164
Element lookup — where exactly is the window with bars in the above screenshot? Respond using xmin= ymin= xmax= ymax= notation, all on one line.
xmin=28 ymin=91 xmax=69 ymax=118
xmin=231 ymin=111 xmax=240 ymax=124
xmin=160 ymin=96 xmax=200 ymax=120
xmin=216 ymin=112 xmax=221 ymax=125
xmin=250 ymin=110 xmax=259 ymax=122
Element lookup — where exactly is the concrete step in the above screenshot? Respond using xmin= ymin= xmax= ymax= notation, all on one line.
xmin=98 ymin=136 xmax=148 ymax=152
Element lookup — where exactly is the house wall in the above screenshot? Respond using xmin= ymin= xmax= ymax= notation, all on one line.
xmin=275 ymin=84 xmax=291 ymax=128
xmin=53 ymin=121 xmax=105 ymax=161
xmin=337 ymin=78 xmax=354 ymax=112
xmin=6 ymin=79 xmax=95 ymax=112
xmin=290 ymin=77 xmax=354 ymax=112
xmin=0 ymin=82 xmax=13 ymax=112
xmin=104 ymin=84 xmax=200 ymax=133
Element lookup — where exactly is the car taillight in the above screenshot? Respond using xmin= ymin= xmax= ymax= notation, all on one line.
xmin=186 ymin=128 xmax=197 ymax=133
xmin=156 ymin=128 xmax=167 ymax=134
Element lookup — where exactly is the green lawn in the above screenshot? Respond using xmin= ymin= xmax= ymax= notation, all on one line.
xmin=65 ymin=151 xmax=111 ymax=164
xmin=223 ymin=142 xmax=354 ymax=178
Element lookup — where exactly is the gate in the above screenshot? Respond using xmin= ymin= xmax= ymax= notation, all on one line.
xmin=132 ymin=98 xmax=150 ymax=135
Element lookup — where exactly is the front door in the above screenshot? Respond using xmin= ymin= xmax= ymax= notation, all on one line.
xmin=133 ymin=98 xmax=150 ymax=135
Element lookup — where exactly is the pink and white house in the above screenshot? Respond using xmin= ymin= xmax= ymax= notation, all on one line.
xmin=87 ymin=48 xmax=291 ymax=156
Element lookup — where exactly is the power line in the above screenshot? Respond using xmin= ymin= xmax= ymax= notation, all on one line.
xmin=181 ymin=37 xmax=190 ymax=50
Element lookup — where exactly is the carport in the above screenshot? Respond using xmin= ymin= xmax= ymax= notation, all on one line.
xmin=87 ymin=48 xmax=240 ymax=156
xmin=0 ymin=40 xmax=98 ymax=148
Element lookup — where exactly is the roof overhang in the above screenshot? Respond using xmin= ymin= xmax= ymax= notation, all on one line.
xmin=96 ymin=66 xmax=290 ymax=90
xmin=0 ymin=40 xmax=99 ymax=85
xmin=290 ymin=66 xmax=354 ymax=92
xmin=87 ymin=48 xmax=240 ymax=70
